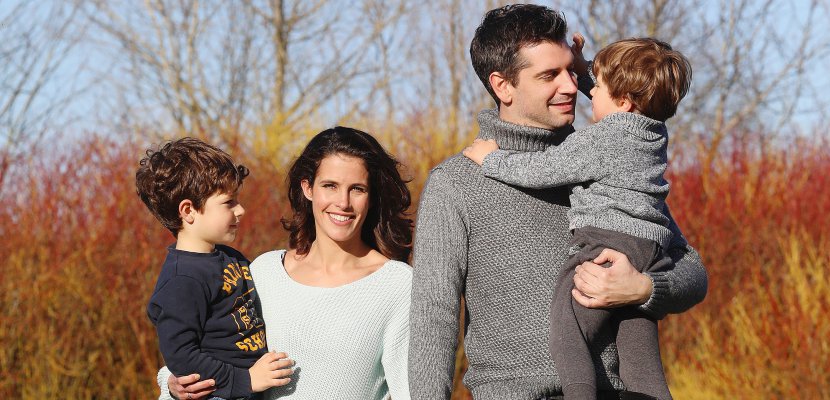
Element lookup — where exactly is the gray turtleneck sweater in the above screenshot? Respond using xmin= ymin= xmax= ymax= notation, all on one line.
xmin=482 ymin=112 xmax=673 ymax=249
xmin=408 ymin=109 xmax=707 ymax=400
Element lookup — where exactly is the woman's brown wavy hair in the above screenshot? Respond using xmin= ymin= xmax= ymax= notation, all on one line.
xmin=281 ymin=126 xmax=413 ymax=261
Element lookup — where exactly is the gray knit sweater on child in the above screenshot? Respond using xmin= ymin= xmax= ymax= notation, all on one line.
xmin=482 ymin=111 xmax=672 ymax=248
xmin=408 ymin=109 xmax=708 ymax=400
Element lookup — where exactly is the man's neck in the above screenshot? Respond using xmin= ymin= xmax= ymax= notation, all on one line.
xmin=477 ymin=109 xmax=573 ymax=152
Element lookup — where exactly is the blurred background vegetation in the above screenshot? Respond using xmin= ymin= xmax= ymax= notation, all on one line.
xmin=1 ymin=0 xmax=829 ymax=398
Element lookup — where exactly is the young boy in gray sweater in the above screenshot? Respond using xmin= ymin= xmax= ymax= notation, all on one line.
xmin=464 ymin=37 xmax=692 ymax=400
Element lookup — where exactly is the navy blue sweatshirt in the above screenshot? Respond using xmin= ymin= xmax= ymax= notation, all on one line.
xmin=148 ymin=244 xmax=267 ymax=399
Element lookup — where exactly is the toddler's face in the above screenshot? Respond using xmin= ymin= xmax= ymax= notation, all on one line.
xmin=190 ymin=190 xmax=245 ymax=247
xmin=589 ymin=74 xmax=627 ymax=122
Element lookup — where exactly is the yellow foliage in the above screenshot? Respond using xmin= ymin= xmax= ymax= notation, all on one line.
xmin=668 ymin=231 xmax=830 ymax=399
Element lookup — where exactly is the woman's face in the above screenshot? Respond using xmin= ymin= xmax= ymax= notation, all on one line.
xmin=301 ymin=153 xmax=371 ymax=248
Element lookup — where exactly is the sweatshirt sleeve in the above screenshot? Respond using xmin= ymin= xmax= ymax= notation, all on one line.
xmin=408 ymin=167 xmax=468 ymax=400
xmin=382 ymin=271 xmax=412 ymax=400
xmin=480 ymin=128 xmax=606 ymax=189
xmin=638 ymin=204 xmax=708 ymax=318
xmin=148 ymin=276 xmax=252 ymax=399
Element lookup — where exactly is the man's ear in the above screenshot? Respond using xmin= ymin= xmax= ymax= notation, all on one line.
xmin=179 ymin=199 xmax=196 ymax=224
xmin=301 ymin=179 xmax=313 ymax=201
xmin=489 ymin=72 xmax=513 ymax=106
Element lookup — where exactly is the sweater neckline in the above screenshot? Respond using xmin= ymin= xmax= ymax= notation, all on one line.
xmin=476 ymin=108 xmax=574 ymax=152
xmin=167 ymin=243 xmax=221 ymax=258
xmin=600 ymin=112 xmax=667 ymax=141
xmin=274 ymin=249 xmax=395 ymax=291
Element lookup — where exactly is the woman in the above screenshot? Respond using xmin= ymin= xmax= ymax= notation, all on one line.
xmin=160 ymin=127 xmax=413 ymax=399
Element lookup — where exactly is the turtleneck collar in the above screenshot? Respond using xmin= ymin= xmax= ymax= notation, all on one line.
xmin=476 ymin=109 xmax=574 ymax=152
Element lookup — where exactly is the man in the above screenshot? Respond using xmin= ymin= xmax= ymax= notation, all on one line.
xmin=408 ymin=4 xmax=707 ymax=400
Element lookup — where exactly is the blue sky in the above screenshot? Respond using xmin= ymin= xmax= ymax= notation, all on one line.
xmin=2 ymin=0 xmax=828 ymax=140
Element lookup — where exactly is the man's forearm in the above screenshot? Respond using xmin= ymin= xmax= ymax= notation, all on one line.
xmin=640 ymin=244 xmax=708 ymax=318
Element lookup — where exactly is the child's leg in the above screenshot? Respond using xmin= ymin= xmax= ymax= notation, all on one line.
xmin=616 ymin=252 xmax=674 ymax=400
xmin=549 ymin=252 xmax=601 ymax=400
xmin=615 ymin=308 xmax=671 ymax=399
xmin=556 ymin=227 xmax=673 ymax=400
xmin=550 ymin=229 xmax=616 ymax=400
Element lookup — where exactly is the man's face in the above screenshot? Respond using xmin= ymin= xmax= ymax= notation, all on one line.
xmin=500 ymin=41 xmax=577 ymax=130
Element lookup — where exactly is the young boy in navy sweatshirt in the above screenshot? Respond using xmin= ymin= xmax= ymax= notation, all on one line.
xmin=136 ymin=137 xmax=292 ymax=399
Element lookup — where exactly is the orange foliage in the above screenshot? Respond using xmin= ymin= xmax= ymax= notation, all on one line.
xmin=663 ymin=135 xmax=830 ymax=398
xmin=0 ymin=131 xmax=827 ymax=398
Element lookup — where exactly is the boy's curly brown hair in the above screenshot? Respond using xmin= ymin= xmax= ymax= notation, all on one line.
xmin=135 ymin=137 xmax=248 ymax=235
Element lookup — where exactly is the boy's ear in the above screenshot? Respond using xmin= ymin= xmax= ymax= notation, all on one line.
xmin=616 ymin=97 xmax=635 ymax=113
xmin=489 ymin=72 xmax=513 ymax=106
xmin=179 ymin=199 xmax=196 ymax=224
xmin=300 ymin=180 xmax=313 ymax=201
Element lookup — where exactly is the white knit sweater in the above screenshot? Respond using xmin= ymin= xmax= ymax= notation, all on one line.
xmin=158 ymin=249 xmax=412 ymax=400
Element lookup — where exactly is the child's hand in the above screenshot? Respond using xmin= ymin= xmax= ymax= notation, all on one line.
xmin=571 ymin=32 xmax=590 ymax=78
xmin=249 ymin=351 xmax=294 ymax=392
xmin=463 ymin=139 xmax=499 ymax=166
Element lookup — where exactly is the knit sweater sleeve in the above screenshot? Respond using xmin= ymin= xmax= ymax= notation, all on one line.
xmin=382 ymin=269 xmax=412 ymax=400
xmin=480 ymin=127 xmax=606 ymax=189
xmin=409 ymin=166 xmax=468 ymax=400
xmin=149 ymin=276 xmax=252 ymax=399
xmin=639 ymin=204 xmax=708 ymax=318
xmin=156 ymin=366 xmax=174 ymax=400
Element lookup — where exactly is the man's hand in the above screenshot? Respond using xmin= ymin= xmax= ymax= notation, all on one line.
xmin=571 ymin=248 xmax=653 ymax=308
xmin=249 ymin=351 xmax=295 ymax=392
xmin=462 ymin=139 xmax=499 ymax=166
xmin=168 ymin=374 xmax=215 ymax=400
xmin=571 ymin=32 xmax=590 ymax=78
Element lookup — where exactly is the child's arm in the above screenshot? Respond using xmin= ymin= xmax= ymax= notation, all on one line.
xmin=158 ymin=355 xmax=293 ymax=400
xmin=462 ymin=138 xmax=500 ymax=165
xmin=571 ymin=32 xmax=595 ymax=99
xmin=571 ymin=33 xmax=589 ymax=78
xmin=477 ymin=126 xmax=607 ymax=189
xmin=248 ymin=351 xmax=294 ymax=392
xmin=149 ymin=277 xmax=291 ymax=398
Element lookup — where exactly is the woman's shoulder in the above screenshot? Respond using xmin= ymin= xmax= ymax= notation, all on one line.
xmin=376 ymin=259 xmax=412 ymax=287
xmin=250 ymin=249 xmax=287 ymax=270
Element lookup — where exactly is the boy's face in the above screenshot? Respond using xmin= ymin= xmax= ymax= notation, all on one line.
xmin=188 ymin=191 xmax=245 ymax=248
xmin=500 ymin=41 xmax=578 ymax=130
xmin=590 ymin=74 xmax=628 ymax=122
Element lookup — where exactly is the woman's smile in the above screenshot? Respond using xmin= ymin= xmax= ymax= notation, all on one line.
xmin=302 ymin=153 xmax=371 ymax=246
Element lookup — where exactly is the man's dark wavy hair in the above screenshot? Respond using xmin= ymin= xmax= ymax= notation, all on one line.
xmin=281 ymin=126 xmax=413 ymax=261
xmin=470 ymin=4 xmax=568 ymax=105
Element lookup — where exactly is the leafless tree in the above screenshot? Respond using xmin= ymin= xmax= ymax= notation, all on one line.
xmin=0 ymin=1 xmax=84 ymax=186
xmin=81 ymin=0 xmax=409 ymax=150
xmin=557 ymin=0 xmax=830 ymax=161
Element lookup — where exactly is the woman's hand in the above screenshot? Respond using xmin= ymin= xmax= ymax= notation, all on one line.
xmin=571 ymin=248 xmax=653 ymax=308
xmin=168 ymin=374 xmax=215 ymax=400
